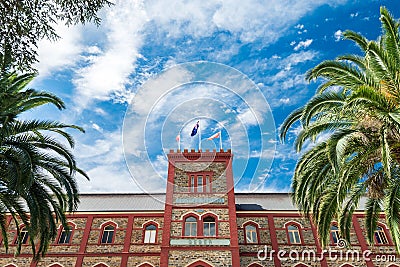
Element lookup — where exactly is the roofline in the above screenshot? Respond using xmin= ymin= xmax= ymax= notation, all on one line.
xmin=78 ymin=192 xmax=166 ymax=196
xmin=77 ymin=192 xmax=292 ymax=196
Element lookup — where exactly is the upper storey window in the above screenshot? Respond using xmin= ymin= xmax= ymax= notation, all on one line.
xmin=144 ymin=224 xmax=157 ymax=243
xmin=189 ymin=173 xmax=212 ymax=193
xmin=203 ymin=216 xmax=216 ymax=237
xmin=245 ymin=223 xmax=259 ymax=244
xmin=57 ymin=224 xmax=74 ymax=244
xmin=375 ymin=226 xmax=389 ymax=245
xmin=330 ymin=224 xmax=340 ymax=245
xmin=14 ymin=227 xmax=29 ymax=245
xmin=100 ymin=224 xmax=115 ymax=244
xmin=184 ymin=216 xmax=198 ymax=236
xmin=287 ymin=224 xmax=301 ymax=244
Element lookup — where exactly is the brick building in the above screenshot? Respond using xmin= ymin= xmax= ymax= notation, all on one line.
xmin=0 ymin=150 xmax=399 ymax=267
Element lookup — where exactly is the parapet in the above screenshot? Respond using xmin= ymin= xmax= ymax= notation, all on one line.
xmin=167 ymin=148 xmax=232 ymax=161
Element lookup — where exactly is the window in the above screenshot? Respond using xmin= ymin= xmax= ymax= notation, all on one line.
xmin=184 ymin=216 xmax=197 ymax=236
xmin=101 ymin=224 xmax=115 ymax=244
xmin=245 ymin=224 xmax=258 ymax=243
xmin=287 ymin=224 xmax=301 ymax=244
xmin=14 ymin=227 xmax=29 ymax=245
xmin=189 ymin=173 xmax=212 ymax=193
xmin=57 ymin=225 xmax=73 ymax=244
xmin=203 ymin=216 xmax=216 ymax=237
xmin=144 ymin=224 xmax=157 ymax=243
xmin=186 ymin=260 xmax=213 ymax=267
xmin=375 ymin=226 xmax=389 ymax=245
xmin=330 ymin=225 xmax=340 ymax=244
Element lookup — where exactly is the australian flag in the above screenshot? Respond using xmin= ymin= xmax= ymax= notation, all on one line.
xmin=191 ymin=121 xmax=199 ymax=136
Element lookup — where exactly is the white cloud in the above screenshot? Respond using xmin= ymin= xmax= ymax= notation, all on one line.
xmin=145 ymin=0 xmax=346 ymax=45
xmin=294 ymin=39 xmax=313 ymax=50
xmin=34 ymin=0 xmax=348 ymax=112
xmin=334 ymin=29 xmax=343 ymax=41
xmin=35 ymin=24 xmax=83 ymax=77
xmin=284 ymin=50 xmax=317 ymax=65
xmin=350 ymin=12 xmax=358 ymax=18
xmin=72 ymin=0 xmax=148 ymax=110
xmin=279 ymin=98 xmax=290 ymax=104
xmin=92 ymin=123 xmax=103 ymax=133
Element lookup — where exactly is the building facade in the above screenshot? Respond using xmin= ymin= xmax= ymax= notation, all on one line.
xmin=0 ymin=150 xmax=399 ymax=267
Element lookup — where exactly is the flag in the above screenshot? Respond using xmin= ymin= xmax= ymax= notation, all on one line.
xmin=207 ymin=132 xmax=220 ymax=140
xmin=176 ymin=134 xmax=180 ymax=142
xmin=190 ymin=121 xmax=199 ymax=136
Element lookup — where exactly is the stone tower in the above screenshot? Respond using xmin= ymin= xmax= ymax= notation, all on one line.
xmin=160 ymin=149 xmax=240 ymax=267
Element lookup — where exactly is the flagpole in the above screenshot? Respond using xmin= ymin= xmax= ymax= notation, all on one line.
xmin=199 ymin=120 xmax=201 ymax=151
xmin=219 ymin=131 xmax=222 ymax=150
xmin=178 ymin=134 xmax=180 ymax=151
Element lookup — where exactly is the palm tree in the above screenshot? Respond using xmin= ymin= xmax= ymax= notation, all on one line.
xmin=280 ymin=7 xmax=400 ymax=252
xmin=0 ymin=52 xmax=88 ymax=259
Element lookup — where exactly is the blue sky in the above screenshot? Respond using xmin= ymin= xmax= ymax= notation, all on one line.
xmin=26 ymin=0 xmax=399 ymax=193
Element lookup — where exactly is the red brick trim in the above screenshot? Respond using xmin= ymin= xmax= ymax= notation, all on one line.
xmin=225 ymin=155 xmax=240 ymax=267
xmin=160 ymin=160 xmax=175 ymax=267
xmin=309 ymin=218 xmax=328 ymax=267
xmin=352 ymin=215 xmax=374 ymax=267
xmin=75 ymin=215 xmax=93 ymax=266
xmin=267 ymin=214 xmax=281 ymax=267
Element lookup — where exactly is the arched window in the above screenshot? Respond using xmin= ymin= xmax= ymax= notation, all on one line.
xmin=330 ymin=225 xmax=339 ymax=244
xmin=14 ymin=227 xmax=29 ymax=245
xmin=287 ymin=224 xmax=301 ymax=244
xmin=184 ymin=216 xmax=198 ymax=236
xmin=100 ymin=224 xmax=115 ymax=244
xmin=186 ymin=260 xmax=214 ymax=267
xmin=4 ymin=264 xmax=18 ymax=267
xmin=57 ymin=223 xmax=74 ymax=244
xmin=244 ymin=223 xmax=258 ymax=244
xmin=49 ymin=264 xmax=63 ymax=267
xmin=144 ymin=224 xmax=157 ymax=243
xmin=203 ymin=216 xmax=216 ymax=237
xmin=375 ymin=226 xmax=389 ymax=245
xmin=93 ymin=264 xmax=109 ymax=267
